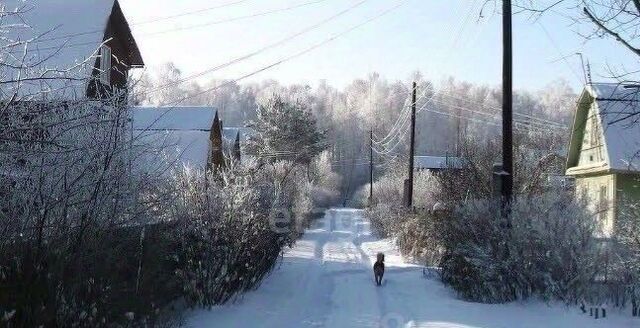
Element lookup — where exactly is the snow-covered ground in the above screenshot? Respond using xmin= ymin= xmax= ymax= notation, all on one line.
xmin=187 ymin=208 xmax=635 ymax=327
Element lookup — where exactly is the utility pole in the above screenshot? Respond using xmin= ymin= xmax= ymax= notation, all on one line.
xmin=407 ymin=82 xmax=417 ymax=208
xmin=369 ymin=130 xmax=373 ymax=201
xmin=502 ymin=0 xmax=513 ymax=222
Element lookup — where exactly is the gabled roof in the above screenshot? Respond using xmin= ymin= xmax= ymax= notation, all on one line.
xmin=1 ymin=0 xmax=142 ymax=99
xmin=134 ymin=129 xmax=213 ymax=169
xmin=133 ymin=107 xmax=218 ymax=131
xmin=414 ymin=156 xmax=465 ymax=170
xmin=566 ymin=83 xmax=640 ymax=173
xmin=132 ymin=106 xmax=219 ymax=169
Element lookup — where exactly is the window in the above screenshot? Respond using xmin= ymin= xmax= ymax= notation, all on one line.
xmin=99 ymin=45 xmax=112 ymax=85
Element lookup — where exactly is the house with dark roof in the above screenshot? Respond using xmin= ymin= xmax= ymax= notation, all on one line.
xmin=2 ymin=0 xmax=144 ymax=100
xmin=566 ymin=83 xmax=640 ymax=237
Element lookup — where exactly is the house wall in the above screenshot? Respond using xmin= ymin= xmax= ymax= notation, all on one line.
xmin=577 ymin=103 xmax=607 ymax=167
xmin=575 ymin=173 xmax=616 ymax=237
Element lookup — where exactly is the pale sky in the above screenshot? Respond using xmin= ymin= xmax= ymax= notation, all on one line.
xmin=119 ymin=0 xmax=639 ymax=92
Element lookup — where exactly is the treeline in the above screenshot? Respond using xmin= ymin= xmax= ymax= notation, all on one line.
xmin=134 ymin=64 xmax=576 ymax=200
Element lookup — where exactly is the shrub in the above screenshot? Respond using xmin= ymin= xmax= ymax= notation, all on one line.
xmin=439 ymin=193 xmax=599 ymax=303
xmin=168 ymin=161 xmax=313 ymax=307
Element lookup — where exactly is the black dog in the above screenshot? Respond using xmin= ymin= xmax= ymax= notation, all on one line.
xmin=373 ymin=253 xmax=385 ymax=286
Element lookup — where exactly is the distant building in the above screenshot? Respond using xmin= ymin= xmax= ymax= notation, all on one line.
xmin=566 ymin=83 xmax=640 ymax=237
xmin=132 ymin=107 xmax=224 ymax=171
xmin=414 ymin=155 xmax=465 ymax=172
xmin=223 ymin=128 xmax=242 ymax=163
xmin=222 ymin=127 xmax=256 ymax=164
xmin=2 ymin=0 xmax=144 ymax=100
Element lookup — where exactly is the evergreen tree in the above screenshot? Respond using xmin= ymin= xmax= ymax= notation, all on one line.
xmin=247 ymin=95 xmax=327 ymax=165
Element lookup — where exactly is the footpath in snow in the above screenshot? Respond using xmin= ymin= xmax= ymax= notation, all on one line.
xmin=187 ymin=208 xmax=635 ymax=328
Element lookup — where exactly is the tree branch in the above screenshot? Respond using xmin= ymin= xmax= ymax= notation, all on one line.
xmin=633 ymin=0 xmax=640 ymax=16
xmin=583 ymin=6 xmax=640 ymax=57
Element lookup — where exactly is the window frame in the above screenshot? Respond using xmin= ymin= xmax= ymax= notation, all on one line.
xmin=99 ymin=45 xmax=112 ymax=86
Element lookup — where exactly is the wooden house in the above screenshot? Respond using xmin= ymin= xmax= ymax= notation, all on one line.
xmin=132 ymin=107 xmax=225 ymax=171
xmin=2 ymin=0 xmax=144 ymax=100
xmin=566 ymin=83 xmax=640 ymax=237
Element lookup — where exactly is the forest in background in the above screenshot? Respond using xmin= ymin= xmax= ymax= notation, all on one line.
xmin=133 ymin=63 xmax=577 ymax=201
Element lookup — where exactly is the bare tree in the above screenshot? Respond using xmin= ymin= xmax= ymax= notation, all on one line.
xmin=514 ymin=0 xmax=640 ymax=76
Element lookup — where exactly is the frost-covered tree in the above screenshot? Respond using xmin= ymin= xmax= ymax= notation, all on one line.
xmin=247 ymin=95 xmax=327 ymax=166
xmin=137 ymin=62 xmax=575 ymax=203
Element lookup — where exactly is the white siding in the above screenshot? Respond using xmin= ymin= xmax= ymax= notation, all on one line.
xmin=576 ymin=174 xmax=616 ymax=237
xmin=578 ymin=103 xmax=607 ymax=167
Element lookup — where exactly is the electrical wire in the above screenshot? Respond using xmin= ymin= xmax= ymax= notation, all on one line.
xmin=133 ymin=1 xmax=409 ymax=155
xmin=144 ymin=0 xmax=333 ymax=37
xmin=134 ymin=0 xmax=253 ymax=25
xmin=138 ymin=0 xmax=371 ymax=96
xmin=372 ymin=0 xmax=477 ymax=148
xmin=158 ymin=0 xmax=408 ymax=108
xmin=29 ymin=0 xmax=328 ymax=44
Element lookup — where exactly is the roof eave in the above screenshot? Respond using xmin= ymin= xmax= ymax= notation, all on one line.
xmin=565 ymin=88 xmax=593 ymax=171
xmin=113 ymin=0 xmax=144 ymax=67
xmin=566 ymin=163 xmax=610 ymax=176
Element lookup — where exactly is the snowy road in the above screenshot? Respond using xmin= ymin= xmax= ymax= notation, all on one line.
xmin=187 ymin=208 xmax=634 ymax=328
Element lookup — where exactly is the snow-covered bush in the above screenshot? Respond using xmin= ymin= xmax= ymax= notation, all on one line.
xmin=0 ymin=4 xmax=167 ymax=324
xmin=364 ymin=162 xmax=441 ymax=264
xmin=440 ymin=193 xmax=599 ymax=303
xmin=308 ymin=151 xmax=342 ymax=208
xmin=610 ymin=200 xmax=640 ymax=316
xmin=167 ymin=157 xmax=316 ymax=307
xmin=365 ymin=131 xmax=599 ymax=303
xmin=0 ymin=95 xmax=172 ymax=326
xmin=363 ymin=162 xmax=410 ymax=237
xmin=433 ymin=134 xmax=567 ymax=208
xmin=366 ymin=162 xmax=438 ymax=221
xmin=395 ymin=211 xmax=444 ymax=266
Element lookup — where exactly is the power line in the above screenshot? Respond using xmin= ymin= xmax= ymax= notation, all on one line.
xmin=421 ymin=103 xmax=561 ymax=134
xmin=370 ymin=89 xmax=564 ymax=155
xmin=372 ymin=0 xmax=478 ymax=147
xmin=20 ymin=0 xmax=336 ymax=54
xmin=432 ymin=95 xmax=567 ymax=130
xmin=421 ymin=87 xmax=568 ymax=129
xmin=372 ymin=84 xmax=568 ymax=158
xmin=139 ymin=0 xmax=371 ymax=95
xmin=134 ymin=0 xmax=253 ymax=25
xmin=27 ymin=0 xmax=255 ymax=44
xmin=143 ymin=0 xmax=332 ymax=37
xmin=133 ymin=0 xmax=408 ymax=137
xmin=537 ymin=21 xmax=584 ymax=86
xmin=167 ymin=0 xmax=408 ymax=105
